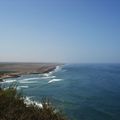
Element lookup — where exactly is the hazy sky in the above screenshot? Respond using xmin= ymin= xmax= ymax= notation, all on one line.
xmin=0 ymin=0 xmax=120 ymax=63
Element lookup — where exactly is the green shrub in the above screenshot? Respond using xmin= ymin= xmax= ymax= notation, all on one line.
xmin=0 ymin=87 xmax=68 ymax=120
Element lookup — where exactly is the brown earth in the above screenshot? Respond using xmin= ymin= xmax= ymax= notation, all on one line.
xmin=0 ymin=63 xmax=61 ymax=80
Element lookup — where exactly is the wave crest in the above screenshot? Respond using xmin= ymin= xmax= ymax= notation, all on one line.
xmin=24 ymin=97 xmax=43 ymax=108
xmin=48 ymin=79 xmax=63 ymax=83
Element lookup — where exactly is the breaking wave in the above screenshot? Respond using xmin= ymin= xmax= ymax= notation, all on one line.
xmin=54 ymin=65 xmax=62 ymax=72
xmin=40 ymin=76 xmax=56 ymax=79
xmin=20 ymin=77 xmax=40 ymax=81
xmin=42 ymin=65 xmax=63 ymax=77
xmin=2 ymin=79 xmax=17 ymax=83
xmin=19 ymin=81 xmax=38 ymax=84
xmin=48 ymin=79 xmax=63 ymax=83
xmin=18 ymin=77 xmax=40 ymax=84
xmin=17 ymin=86 xmax=29 ymax=90
xmin=24 ymin=96 xmax=43 ymax=108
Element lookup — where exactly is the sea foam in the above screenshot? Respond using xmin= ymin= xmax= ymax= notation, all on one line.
xmin=17 ymin=86 xmax=29 ymax=88
xmin=18 ymin=77 xmax=40 ymax=84
xmin=41 ymin=75 xmax=56 ymax=79
xmin=20 ymin=77 xmax=40 ymax=81
xmin=24 ymin=96 xmax=43 ymax=108
xmin=42 ymin=65 xmax=62 ymax=77
xmin=2 ymin=79 xmax=16 ymax=83
xmin=19 ymin=81 xmax=37 ymax=84
xmin=48 ymin=79 xmax=63 ymax=83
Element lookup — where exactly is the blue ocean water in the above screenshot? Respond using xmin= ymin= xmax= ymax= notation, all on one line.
xmin=1 ymin=64 xmax=120 ymax=120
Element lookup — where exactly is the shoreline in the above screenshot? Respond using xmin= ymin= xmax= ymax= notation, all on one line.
xmin=0 ymin=63 xmax=62 ymax=82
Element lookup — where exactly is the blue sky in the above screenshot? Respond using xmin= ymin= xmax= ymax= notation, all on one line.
xmin=0 ymin=0 xmax=120 ymax=63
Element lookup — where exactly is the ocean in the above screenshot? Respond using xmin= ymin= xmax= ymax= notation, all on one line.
xmin=1 ymin=64 xmax=120 ymax=120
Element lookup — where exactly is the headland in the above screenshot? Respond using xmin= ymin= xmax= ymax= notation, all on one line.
xmin=0 ymin=63 xmax=61 ymax=81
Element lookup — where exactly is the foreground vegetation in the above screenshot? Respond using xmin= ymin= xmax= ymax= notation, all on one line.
xmin=0 ymin=87 xmax=68 ymax=120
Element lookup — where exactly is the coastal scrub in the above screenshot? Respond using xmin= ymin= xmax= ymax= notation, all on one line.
xmin=0 ymin=87 xmax=68 ymax=120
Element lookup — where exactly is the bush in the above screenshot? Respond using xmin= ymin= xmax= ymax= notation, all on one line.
xmin=0 ymin=87 xmax=68 ymax=120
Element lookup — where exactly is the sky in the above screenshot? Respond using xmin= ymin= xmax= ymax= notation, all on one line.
xmin=0 ymin=0 xmax=120 ymax=63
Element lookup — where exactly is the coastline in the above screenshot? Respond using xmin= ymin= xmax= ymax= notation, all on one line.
xmin=0 ymin=63 xmax=62 ymax=82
